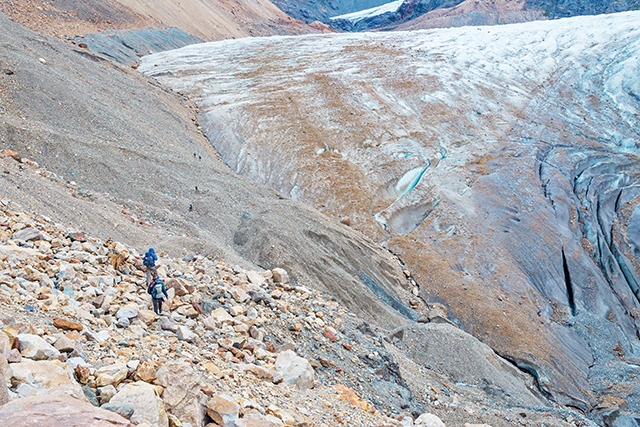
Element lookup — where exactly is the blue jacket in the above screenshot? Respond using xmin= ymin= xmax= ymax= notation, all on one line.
xmin=143 ymin=248 xmax=157 ymax=267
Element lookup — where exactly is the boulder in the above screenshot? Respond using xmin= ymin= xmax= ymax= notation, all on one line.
xmin=0 ymin=354 xmax=9 ymax=405
xmin=271 ymin=268 xmax=289 ymax=284
xmin=0 ymin=244 xmax=42 ymax=263
xmin=266 ymin=404 xmax=296 ymax=425
xmin=138 ymin=310 xmax=158 ymax=326
xmin=209 ymin=308 xmax=234 ymax=325
xmin=415 ymin=413 xmax=446 ymax=427
xmin=156 ymin=361 xmax=205 ymax=427
xmin=116 ymin=305 xmax=140 ymax=320
xmin=0 ymin=330 xmax=11 ymax=355
xmin=202 ymin=316 xmax=217 ymax=330
xmin=98 ymin=384 xmax=117 ymax=404
xmin=54 ymin=335 xmax=76 ymax=353
xmin=239 ymin=363 xmax=282 ymax=384
xmin=10 ymin=360 xmax=83 ymax=396
xmin=246 ymin=271 xmax=265 ymax=287
xmin=166 ymin=278 xmax=190 ymax=296
xmin=0 ymin=392 xmax=135 ymax=426
xmin=229 ymin=305 xmax=245 ymax=316
xmin=95 ymin=363 xmax=128 ymax=387
xmin=16 ymin=333 xmax=61 ymax=360
xmin=53 ymin=317 xmax=84 ymax=331
xmin=229 ymin=286 xmax=249 ymax=303
xmin=274 ymin=350 xmax=314 ymax=390
xmin=206 ymin=394 xmax=241 ymax=427
xmin=176 ymin=325 xmax=197 ymax=342
xmin=110 ymin=381 xmax=168 ymax=427
xmin=134 ymin=361 xmax=157 ymax=383
xmin=67 ymin=232 xmax=87 ymax=242
xmin=102 ymin=402 xmax=135 ymax=419
xmin=12 ymin=227 xmax=46 ymax=241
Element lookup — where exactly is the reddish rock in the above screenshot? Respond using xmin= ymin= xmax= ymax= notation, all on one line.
xmin=201 ymin=386 xmax=214 ymax=397
xmin=67 ymin=232 xmax=87 ymax=242
xmin=53 ymin=317 xmax=83 ymax=332
xmin=166 ymin=278 xmax=190 ymax=296
xmin=134 ymin=361 xmax=157 ymax=383
xmin=1 ymin=149 xmax=20 ymax=161
xmin=75 ymin=364 xmax=91 ymax=384
xmin=323 ymin=327 xmax=338 ymax=342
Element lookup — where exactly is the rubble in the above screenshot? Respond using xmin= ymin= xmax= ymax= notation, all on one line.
xmin=0 ymin=204 xmax=594 ymax=426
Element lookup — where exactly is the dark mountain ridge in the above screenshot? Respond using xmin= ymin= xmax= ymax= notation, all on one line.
xmin=284 ymin=0 xmax=640 ymax=31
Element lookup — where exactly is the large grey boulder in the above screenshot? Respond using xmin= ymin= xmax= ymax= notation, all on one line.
xmin=156 ymin=361 xmax=206 ymax=427
xmin=16 ymin=334 xmax=61 ymax=360
xmin=9 ymin=360 xmax=84 ymax=398
xmin=110 ymin=381 xmax=168 ymax=427
xmin=274 ymin=350 xmax=314 ymax=391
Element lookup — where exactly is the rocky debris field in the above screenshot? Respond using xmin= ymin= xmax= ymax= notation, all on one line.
xmin=0 ymin=201 xmax=400 ymax=426
xmin=0 ymin=177 xmax=596 ymax=425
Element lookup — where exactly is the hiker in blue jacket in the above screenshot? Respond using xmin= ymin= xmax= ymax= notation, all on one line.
xmin=148 ymin=277 xmax=169 ymax=315
xmin=143 ymin=248 xmax=158 ymax=287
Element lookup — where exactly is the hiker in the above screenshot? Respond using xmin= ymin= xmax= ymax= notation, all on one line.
xmin=143 ymin=248 xmax=158 ymax=286
xmin=148 ymin=277 xmax=169 ymax=315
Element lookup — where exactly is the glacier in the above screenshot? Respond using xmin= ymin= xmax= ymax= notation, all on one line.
xmin=140 ymin=11 xmax=640 ymax=420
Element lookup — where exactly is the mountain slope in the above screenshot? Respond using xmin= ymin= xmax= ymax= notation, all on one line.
xmin=269 ymin=0 xmax=393 ymax=23
xmin=140 ymin=11 xmax=640 ymax=418
xmin=0 ymin=11 xmax=415 ymax=340
xmin=395 ymin=0 xmax=544 ymax=31
xmin=275 ymin=0 xmax=639 ymax=32
xmin=0 ymin=0 xmax=327 ymax=41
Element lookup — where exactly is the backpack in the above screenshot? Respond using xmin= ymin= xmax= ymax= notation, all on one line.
xmin=143 ymin=253 xmax=154 ymax=267
xmin=152 ymin=279 xmax=165 ymax=299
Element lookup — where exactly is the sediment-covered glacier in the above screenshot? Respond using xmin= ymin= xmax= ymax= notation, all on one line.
xmin=141 ymin=11 xmax=640 ymax=421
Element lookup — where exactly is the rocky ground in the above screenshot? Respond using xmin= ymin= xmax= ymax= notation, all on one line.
xmin=0 ymin=0 xmax=330 ymax=42
xmin=0 ymin=187 xmax=596 ymax=426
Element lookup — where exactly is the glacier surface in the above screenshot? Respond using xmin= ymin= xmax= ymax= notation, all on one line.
xmin=141 ymin=11 xmax=640 ymax=418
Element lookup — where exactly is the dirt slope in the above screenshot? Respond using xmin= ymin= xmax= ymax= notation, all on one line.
xmin=0 ymin=0 xmax=330 ymax=41
xmin=0 ymin=13 xmax=409 ymax=334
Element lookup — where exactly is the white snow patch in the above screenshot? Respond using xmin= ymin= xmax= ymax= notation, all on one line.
xmin=330 ymin=0 xmax=404 ymax=23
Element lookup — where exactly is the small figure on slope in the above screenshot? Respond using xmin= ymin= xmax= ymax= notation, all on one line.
xmin=148 ymin=277 xmax=169 ymax=315
xmin=143 ymin=248 xmax=158 ymax=286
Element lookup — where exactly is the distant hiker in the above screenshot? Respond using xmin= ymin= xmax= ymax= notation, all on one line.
xmin=148 ymin=277 xmax=168 ymax=315
xmin=143 ymin=247 xmax=158 ymax=286
xmin=189 ymin=204 xmax=193 ymax=212
xmin=195 ymin=185 xmax=198 ymax=192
